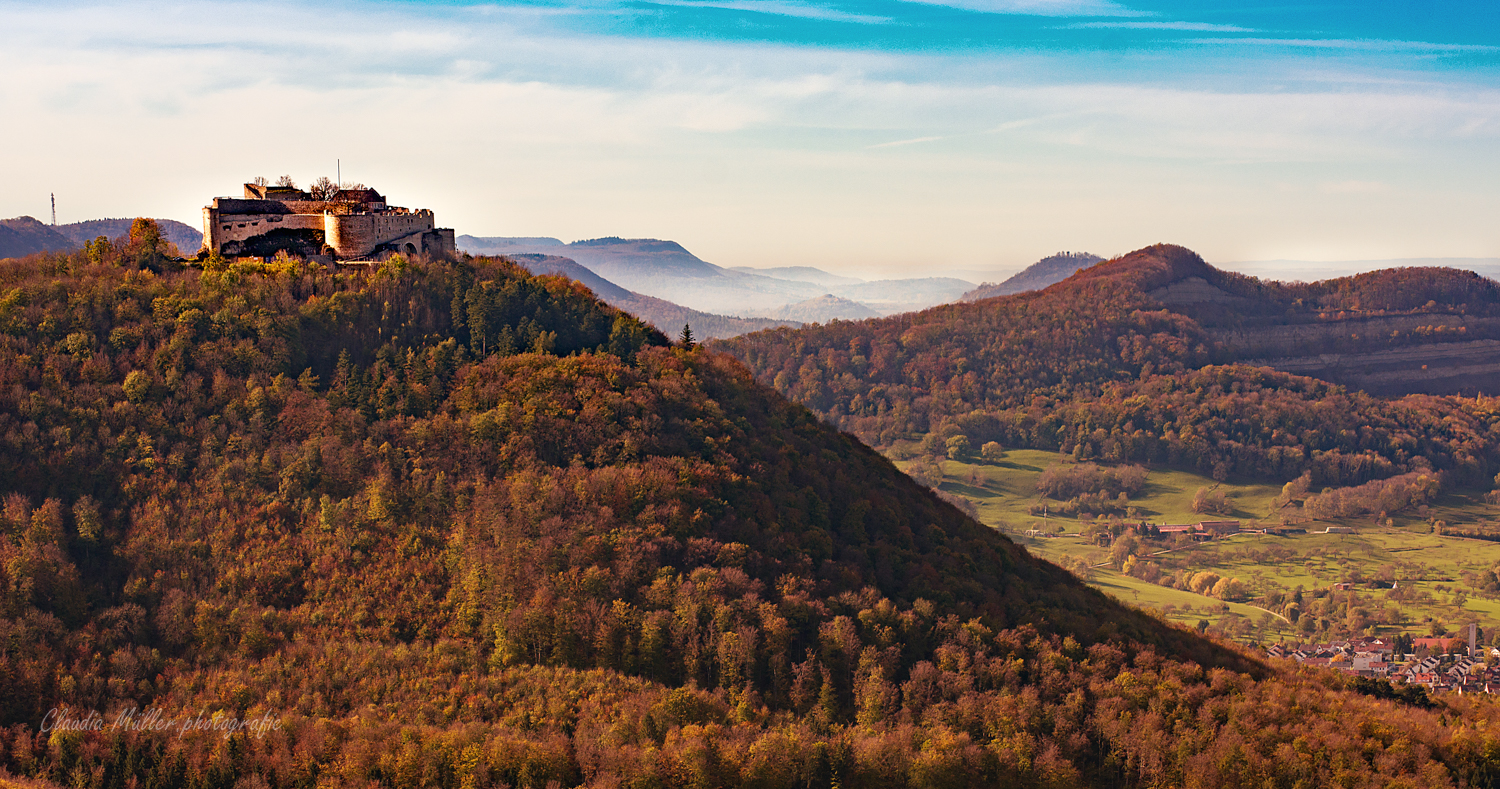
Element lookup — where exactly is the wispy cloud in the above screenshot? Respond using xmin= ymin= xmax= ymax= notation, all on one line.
xmin=3 ymin=0 xmax=1500 ymax=268
xmin=1068 ymin=21 xmax=1257 ymax=33
xmin=988 ymin=118 xmax=1040 ymax=132
xmin=1320 ymin=180 xmax=1391 ymax=194
xmin=644 ymin=0 xmax=889 ymax=24
xmin=1193 ymin=37 xmax=1500 ymax=53
xmin=896 ymin=0 xmax=1142 ymax=18
xmin=868 ymin=135 xmax=945 ymax=148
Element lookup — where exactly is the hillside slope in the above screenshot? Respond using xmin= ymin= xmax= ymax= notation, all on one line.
xmin=32 ymin=241 xmax=1491 ymax=787
xmin=5 ymin=243 xmax=1368 ymax=789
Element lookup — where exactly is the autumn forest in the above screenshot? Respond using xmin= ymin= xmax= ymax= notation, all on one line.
xmin=6 ymin=228 xmax=1500 ymax=787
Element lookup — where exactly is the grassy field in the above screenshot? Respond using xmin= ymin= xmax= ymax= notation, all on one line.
xmin=899 ymin=450 xmax=1500 ymax=643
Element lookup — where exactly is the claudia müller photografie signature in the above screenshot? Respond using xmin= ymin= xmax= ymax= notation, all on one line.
xmin=40 ymin=706 xmax=283 ymax=740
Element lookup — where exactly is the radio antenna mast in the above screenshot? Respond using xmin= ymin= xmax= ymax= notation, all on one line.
xmin=51 ymin=193 xmax=56 ymax=226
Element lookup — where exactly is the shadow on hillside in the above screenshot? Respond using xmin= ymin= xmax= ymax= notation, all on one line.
xmin=939 ymin=480 xmax=998 ymax=500
xmin=1227 ymin=504 xmax=1261 ymax=521
xmin=1137 ymin=479 xmax=1181 ymax=502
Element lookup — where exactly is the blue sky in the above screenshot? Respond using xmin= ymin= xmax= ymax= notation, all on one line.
xmin=2 ymin=0 xmax=1498 ymax=275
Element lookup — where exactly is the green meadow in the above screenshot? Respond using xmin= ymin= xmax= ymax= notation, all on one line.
xmin=898 ymin=449 xmax=1500 ymax=643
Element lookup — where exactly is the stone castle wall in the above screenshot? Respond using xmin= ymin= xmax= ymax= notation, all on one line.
xmin=324 ymin=211 xmax=436 ymax=258
xmin=203 ymin=206 xmax=325 ymax=253
xmin=202 ymin=192 xmax=451 ymax=260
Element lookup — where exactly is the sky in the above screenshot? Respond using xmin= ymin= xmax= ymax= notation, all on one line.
xmin=2 ymin=0 xmax=1499 ymax=277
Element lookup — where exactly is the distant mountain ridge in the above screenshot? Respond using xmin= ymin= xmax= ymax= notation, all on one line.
xmin=506 ymin=253 xmax=796 ymax=339
xmin=458 ymin=235 xmax=974 ymax=317
xmin=961 ymin=251 xmax=1104 ymax=301
xmin=728 ymin=265 xmax=864 ymax=287
xmin=459 ymin=235 xmax=825 ymax=313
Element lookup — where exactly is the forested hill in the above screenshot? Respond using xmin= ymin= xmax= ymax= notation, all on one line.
xmin=717 ymin=244 xmax=1500 ymax=489
xmin=8 ymin=233 xmax=1500 ymax=787
xmin=1078 ymin=245 xmax=1500 ymax=396
xmin=0 ymin=236 xmax=1218 ymax=659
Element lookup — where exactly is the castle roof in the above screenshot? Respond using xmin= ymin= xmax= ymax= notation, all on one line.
xmin=243 ymin=184 xmax=311 ymax=201
xmin=333 ymin=188 xmax=384 ymax=203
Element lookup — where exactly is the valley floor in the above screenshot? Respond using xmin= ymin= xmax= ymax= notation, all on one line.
xmin=901 ymin=449 xmax=1500 ymax=647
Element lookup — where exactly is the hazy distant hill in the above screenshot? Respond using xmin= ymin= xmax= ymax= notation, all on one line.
xmin=462 ymin=236 xmax=978 ymax=317
xmin=960 ymin=251 xmax=1103 ymax=301
xmin=456 ymin=235 xmax=565 ymax=255
xmin=831 ymin=277 xmax=975 ymax=315
xmin=0 ymin=216 xmax=76 ymax=258
xmin=509 ymin=253 xmax=797 ymax=339
xmin=57 ymin=217 xmax=202 ymax=254
xmin=1225 ymin=256 xmax=1500 ymax=283
xmin=760 ymin=293 xmax=880 ymax=322
xmin=2 ymin=216 xmax=203 ymax=259
xmin=728 ymin=265 xmax=864 ymax=287
xmin=458 ymin=235 xmax=825 ymax=313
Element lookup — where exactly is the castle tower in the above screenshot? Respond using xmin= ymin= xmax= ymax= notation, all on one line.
xmin=201 ymin=182 xmax=454 ymax=260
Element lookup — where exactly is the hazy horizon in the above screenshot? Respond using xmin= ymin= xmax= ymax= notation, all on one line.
xmin=4 ymin=0 xmax=1498 ymax=279
xmin=455 ymin=233 xmax=1500 ymax=283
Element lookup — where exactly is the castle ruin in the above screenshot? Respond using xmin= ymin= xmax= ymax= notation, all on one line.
xmin=202 ymin=183 xmax=456 ymax=260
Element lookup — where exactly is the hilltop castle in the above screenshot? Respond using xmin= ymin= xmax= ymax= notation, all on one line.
xmin=201 ymin=183 xmax=456 ymax=260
